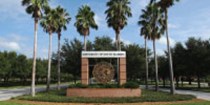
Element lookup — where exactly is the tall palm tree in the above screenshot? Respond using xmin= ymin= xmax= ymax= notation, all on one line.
xmin=22 ymin=0 xmax=49 ymax=97
xmin=139 ymin=1 xmax=165 ymax=91
xmin=74 ymin=5 xmax=98 ymax=51
xmin=158 ymin=0 xmax=179 ymax=95
xmin=138 ymin=8 xmax=150 ymax=90
xmin=40 ymin=7 xmax=57 ymax=92
xmin=54 ymin=6 xmax=71 ymax=90
xmin=105 ymin=0 xmax=132 ymax=51
xmin=105 ymin=0 xmax=132 ymax=83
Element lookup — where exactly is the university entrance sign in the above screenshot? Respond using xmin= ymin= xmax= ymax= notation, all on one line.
xmin=81 ymin=51 xmax=126 ymax=85
xmin=82 ymin=51 xmax=126 ymax=58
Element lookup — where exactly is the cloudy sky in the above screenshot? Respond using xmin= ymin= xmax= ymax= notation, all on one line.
xmin=0 ymin=0 xmax=210 ymax=58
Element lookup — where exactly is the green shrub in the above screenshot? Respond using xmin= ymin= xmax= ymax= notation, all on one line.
xmin=103 ymin=84 xmax=120 ymax=88
xmin=69 ymin=82 xmax=140 ymax=89
xmin=122 ymin=82 xmax=139 ymax=89
xmin=69 ymin=83 xmax=120 ymax=88
xmin=69 ymin=83 xmax=88 ymax=88
xmin=17 ymin=89 xmax=196 ymax=103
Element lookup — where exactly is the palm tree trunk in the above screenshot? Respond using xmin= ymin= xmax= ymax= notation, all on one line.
xmin=116 ymin=28 xmax=120 ymax=83
xmin=57 ymin=34 xmax=61 ymax=90
xmin=31 ymin=19 xmax=38 ymax=97
xmin=145 ymin=38 xmax=149 ymax=89
xmin=116 ymin=27 xmax=121 ymax=51
xmin=163 ymin=77 xmax=166 ymax=88
xmin=197 ymin=75 xmax=201 ymax=89
xmin=153 ymin=40 xmax=159 ymax=91
xmin=84 ymin=35 xmax=87 ymax=51
xmin=165 ymin=9 xmax=175 ymax=95
xmin=116 ymin=32 xmax=119 ymax=50
xmin=47 ymin=33 xmax=52 ymax=92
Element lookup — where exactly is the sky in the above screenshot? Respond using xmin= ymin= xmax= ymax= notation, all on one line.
xmin=0 ymin=0 xmax=210 ymax=58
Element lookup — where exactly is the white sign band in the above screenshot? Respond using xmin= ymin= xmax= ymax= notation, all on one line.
xmin=82 ymin=51 xmax=126 ymax=58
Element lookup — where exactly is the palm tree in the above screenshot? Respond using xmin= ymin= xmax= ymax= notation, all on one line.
xmin=158 ymin=0 xmax=179 ymax=95
xmin=105 ymin=0 xmax=132 ymax=84
xmin=54 ymin=6 xmax=71 ymax=90
xmin=22 ymin=0 xmax=49 ymax=97
xmin=40 ymin=7 xmax=57 ymax=92
xmin=138 ymin=8 xmax=150 ymax=90
xmin=139 ymin=1 xmax=165 ymax=91
xmin=74 ymin=5 xmax=98 ymax=51
xmin=105 ymin=0 xmax=132 ymax=51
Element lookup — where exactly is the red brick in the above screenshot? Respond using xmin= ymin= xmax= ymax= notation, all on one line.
xmin=120 ymin=58 xmax=126 ymax=65
xmin=67 ymin=88 xmax=141 ymax=97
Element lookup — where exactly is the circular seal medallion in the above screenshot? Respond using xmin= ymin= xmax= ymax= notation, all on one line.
xmin=92 ymin=62 xmax=115 ymax=84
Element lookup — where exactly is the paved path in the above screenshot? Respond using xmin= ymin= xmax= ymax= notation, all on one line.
xmin=0 ymin=84 xmax=68 ymax=101
xmin=140 ymin=85 xmax=210 ymax=101
xmin=159 ymin=88 xmax=210 ymax=101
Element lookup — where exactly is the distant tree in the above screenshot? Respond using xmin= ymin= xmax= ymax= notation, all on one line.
xmin=93 ymin=36 xmax=115 ymax=51
xmin=22 ymin=0 xmax=49 ymax=96
xmin=0 ymin=51 xmax=11 ymax=83
xmin=74 ymin=5 xmax=98 ymax=51
xmin=172 ymin=43 xmax=186 ymax=87
xmin=61 ymin=39 xmax=83 ymax=83
xmin=158 ymin=56 xmax=169 ymax=87
xmin=91 ymin=36 xmax=115 ymax=71
xmin=36 ymin=59 xmax=47 ymax=82
xmin=7 ymin=51 xmax=17 ymax=82
xmin=185 ymin=37 xmax=209 ymax=88
xmin=125 ymin=44 xmax=145 ymax=81
xmin=15 ymin=54 xmax=29 ymax=84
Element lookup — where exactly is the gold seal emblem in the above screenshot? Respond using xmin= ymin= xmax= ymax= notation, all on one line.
xmin=92 ymin=62 xmax=115 ymax=84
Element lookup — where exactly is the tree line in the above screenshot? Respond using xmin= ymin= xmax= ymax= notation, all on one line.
xmin=1 ymin=36 xmax=210 ymax=94
xmin=0 ymin=52 xmax=50 ymax=85
xmin=58 ymin=36 xmax=147 ymax=84
xmin=0 ymin=36 xmax=146 ymax=87
xmin=60 ymin=36 xmax=210 ymax=90
xmin=158 ymin=37 xmax=210 ymax=89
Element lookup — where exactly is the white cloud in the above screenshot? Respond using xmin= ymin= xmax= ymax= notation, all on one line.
xmin=158 ymin=36 xmax=176 ymax=47
xmin=94 ymin=14 xmax=102 ymax=27
xmin=137 ymin=0 xmax=151 ymax=8
xmin=0 ymin=37 xmax=21 ymax=50
xmin=112 ymin=37 xmax=132 ymax=45
xmin=156 ymin=49 xmax=165 ymax=55
xmin=128 ymin=0 xmax=151 ymax=25
xmin=168 ymin=23 xmax=179 ymax=29
xmin=0 ymin=0 xmax=27 ymax=22
xmin=121 ymin=38 xmax=132 ymax=45
xmin=39 ymin=48 xmax=48 ymax=59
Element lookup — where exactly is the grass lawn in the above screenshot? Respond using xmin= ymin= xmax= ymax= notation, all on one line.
xmin=1 ymin=100 xmax=210 ymax=105
xmin=160 ymin=86 xmax=210 ymax=93
xmin=0 ymin=101 xmax=30 ymax=105
xmin=16 ymin=89 xmax=196 ymax=103
xmin=0 ymin=82 xmax=71 ymax=89
xmin=169 ymin=101 xmax=210 ymax=105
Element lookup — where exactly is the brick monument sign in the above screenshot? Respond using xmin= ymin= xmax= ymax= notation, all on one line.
xmin=67 ymin=51 xmax=141 ymax=97
xmin=81 ymin=51 xmax=126 ymax=85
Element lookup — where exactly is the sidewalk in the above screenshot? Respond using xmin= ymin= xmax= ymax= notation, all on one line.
xmin=0 ymin=84 xmax=69 ymax=101
xmin=140 ymin=85 xmax=210 ymax=101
